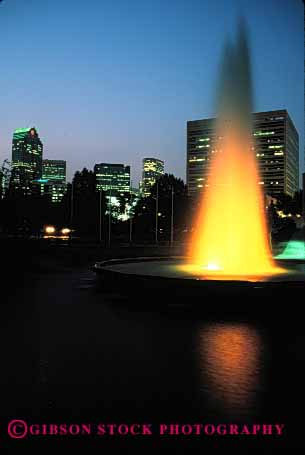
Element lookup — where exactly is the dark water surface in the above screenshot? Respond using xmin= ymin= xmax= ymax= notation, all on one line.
xmin=1 ymin=252 xmax=305 ymax=450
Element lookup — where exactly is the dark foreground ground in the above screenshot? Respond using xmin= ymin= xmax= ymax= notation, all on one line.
xmin=1 ymin=239 xmax=305 ymax=452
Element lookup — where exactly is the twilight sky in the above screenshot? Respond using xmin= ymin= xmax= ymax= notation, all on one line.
xmin=0 ymin=0 xmax=303 ymax=186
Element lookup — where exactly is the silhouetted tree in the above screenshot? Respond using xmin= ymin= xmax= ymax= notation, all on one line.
xmin=275 ymin=191 xmax=302 ymax=216
xmin=134 ymin=173 xmax=190 ymax=242
xmin=70 ymin=168 xmax=103 ymax=240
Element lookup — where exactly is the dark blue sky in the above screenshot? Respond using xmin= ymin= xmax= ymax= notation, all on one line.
xmin=0 ymin=0 xmax=303 ymax=185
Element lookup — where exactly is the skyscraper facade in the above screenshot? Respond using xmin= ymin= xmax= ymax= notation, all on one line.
xmin=142 ymin=158 xmax=164 ymax=197
xmin=94 ymin=163 xmax=130 ymax=194
xmin=39 ymin=159 xmax=67 ymax=203
xmin=42 ymin=160 xmax=66 ymax=183
xmin=187 ymin=110 xmax=299 ymax=198
xmin=253 ymin=111 xmax=298 ymax=197
xmin=0 ymin=159 xmax=11 ymax=199
xmin=11 ymin=127 xmax=43 ymax=195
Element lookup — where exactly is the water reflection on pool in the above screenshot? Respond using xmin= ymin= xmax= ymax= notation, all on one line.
xmin=197 ymin=323 xmax=264 ymax=419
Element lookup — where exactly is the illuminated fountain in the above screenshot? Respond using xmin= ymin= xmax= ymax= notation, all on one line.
xmin=94 ymin=21 xmax=305 ymax=299
xmin=186 ymin=22 xmax=282 ymax=280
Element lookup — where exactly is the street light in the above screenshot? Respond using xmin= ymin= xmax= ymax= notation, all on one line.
xmin=70 ymin=180 xmax=74 ymax=244
xmin=45 ymin=225 xmax=55 ymax=234
xmin=129 ymin=181 xmax=133 ymax=244
xmin=108 ymin=185 xmax=112 ymax=247
xmin=170 ymin=185 xmax=174 ymax=247
xmin=155 ymin=181 xmax=159 ymax=244
xmin=99 ymin=189 xmax=103 ymax=244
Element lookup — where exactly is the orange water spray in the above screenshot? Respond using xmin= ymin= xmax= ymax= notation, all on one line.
xmin=188 ymin=22 xmax=281 ymax=278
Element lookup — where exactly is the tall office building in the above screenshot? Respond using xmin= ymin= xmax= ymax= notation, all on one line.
xmin=36 ymin=159 xmax=67 ymax=203
xmin=42 ymin=160 xmax=66 ymax=183
xmin=0 ymin=159 xmax=11 ymax=199
xmin=142 ymin=158 xmax=164 ymax=197
xmin=187 ymin=110 xmax=299 ymax=198
xmin=253 ymin=111 xmax=298 ymax=197
xmin=94 ymin=163 xmax=130 ymax=194
xmin=11 ymin=127 xmax=43 ymax=195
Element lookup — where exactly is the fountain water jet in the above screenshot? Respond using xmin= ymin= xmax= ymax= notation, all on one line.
xmin=187 ymin=21 xmax=283 ymax=279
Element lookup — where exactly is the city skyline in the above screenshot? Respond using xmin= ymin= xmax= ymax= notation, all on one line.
xmin=0 ymin=0 xmax=304 ymax=186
